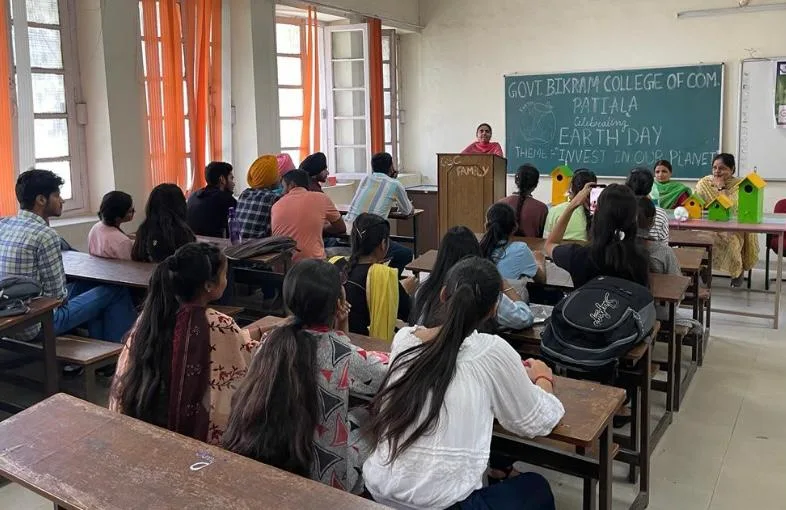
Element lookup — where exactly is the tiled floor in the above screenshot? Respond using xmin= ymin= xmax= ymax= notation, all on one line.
xmin=1 ymin=275 xmax=784 ymax=509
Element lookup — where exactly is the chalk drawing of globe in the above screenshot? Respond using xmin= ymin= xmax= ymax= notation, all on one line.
xmin=520 ymin=102 xmax=556 ymax=144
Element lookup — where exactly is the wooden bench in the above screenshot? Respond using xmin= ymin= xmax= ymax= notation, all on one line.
xmin=56 ymin=335 xmax=123 ymax=401
xmin=0 ymin=335 xmax=122 ymax=403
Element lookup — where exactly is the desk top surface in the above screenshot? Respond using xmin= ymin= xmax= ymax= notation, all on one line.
xmin=62 ymin=251 xmax=154 ymax=289
xmin=0 ymin=394 xmax=385 ymax=510
xmin=0 ymin=297 xmax=60 ymax=331
xmin=335 ymin=205 xmax=424 ymax=220
xmin=669 ymin=213 xmax=786 ymax=234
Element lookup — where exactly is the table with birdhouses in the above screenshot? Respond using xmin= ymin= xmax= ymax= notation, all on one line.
xmin=669 ymin=172 xmax=786 ymax=329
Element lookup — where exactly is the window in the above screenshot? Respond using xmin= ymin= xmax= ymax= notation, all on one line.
xmin=275 ymin=12 xmax=402 ymax=177
xmin=382 ymin=29 xmax=399 ymax=169
xmin=275 ymin=18 xmax=305 ymax=167
xmin=10 ymin=0 xmax=86 ymax=211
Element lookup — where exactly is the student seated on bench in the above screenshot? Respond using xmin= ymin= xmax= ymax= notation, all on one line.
xmin=132 ymin=183 xmax=196 ymax=263
xmin=111 ymin=242 xmax=262 ymax=444
xmin=411 ymin=226 xmax=534 ymax=331
xmin=223 ymin=259 xmax=387 ymax=494
xmin=345 ymin=152 xmax=415 ymax=274
xmin=0 ymin=170 xmax=137 ymax=342
xmin=271 ymin=169 xmax=346 ymax=263
xmin=334 ymin=213 xmax=416 ymax=342
xmin=236 ymin=155 xmax=280 ymax=240
xmin=363 ymin=257 xmax=564 ymax=509
xmin=88 ymin=191 xmax=135 ymax=260
xmin=186 ymin=161 xmax=237 ymax=238
xmin=545 ymin=183 xmax=649 ymax=289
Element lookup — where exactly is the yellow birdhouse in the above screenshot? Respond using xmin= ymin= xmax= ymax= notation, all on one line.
xmin=551 ymin=165 xmax=573 ymax=206
xmin=683 ymin=195 xmax=705 ymax=219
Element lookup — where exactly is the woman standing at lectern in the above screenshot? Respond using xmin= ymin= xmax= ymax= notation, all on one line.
xmin=461 ymin=123 xmax=504 ymax=157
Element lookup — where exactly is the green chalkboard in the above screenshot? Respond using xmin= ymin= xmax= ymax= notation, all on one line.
xmin=505 ymin=64 xmax=723 ymax=178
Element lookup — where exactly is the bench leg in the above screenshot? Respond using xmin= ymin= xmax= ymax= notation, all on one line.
xmin=83 ymin=367 xmax=98 ymax=404
xmin=598 ymin=425 xmax=613 ymax=510
xmin=627 ymin=380 xmax=640 ymax=484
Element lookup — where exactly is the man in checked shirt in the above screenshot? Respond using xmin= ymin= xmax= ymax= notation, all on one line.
xmin=0 ymin=170 xmax=136 ymax=343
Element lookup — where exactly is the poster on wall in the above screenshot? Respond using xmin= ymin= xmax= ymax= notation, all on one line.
xmin=777 ymin=61 xmax=786 ymax=127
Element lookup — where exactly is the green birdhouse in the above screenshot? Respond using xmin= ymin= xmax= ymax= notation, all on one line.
xmin=706 ymin=194 xmax=734 ymax=222
xmin=737 ymin=172 xmax=766 ymax=224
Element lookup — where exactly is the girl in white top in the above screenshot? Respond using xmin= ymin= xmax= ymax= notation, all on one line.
xmin=363 ymin=257 xmax=565 ymax=510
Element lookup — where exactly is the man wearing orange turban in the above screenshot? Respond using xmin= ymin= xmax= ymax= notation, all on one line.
xmin=236 ymin=155 xmax=281 ymax=239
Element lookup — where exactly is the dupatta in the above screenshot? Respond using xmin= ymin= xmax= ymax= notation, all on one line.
xmin=461 ymin=141 xmax=504 ymax=157
xmin=654 ymin=180 xmax=692 ymax=209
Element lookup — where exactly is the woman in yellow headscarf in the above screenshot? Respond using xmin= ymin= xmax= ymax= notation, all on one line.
xmin=334 ymin=213 xmax=417 ymax=341
xmin=694 ymin=153 xmax=759 ymax=287
xmin=235 ymin=154 xmax=281 ymax=239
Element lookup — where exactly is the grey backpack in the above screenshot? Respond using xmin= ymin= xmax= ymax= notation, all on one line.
xmin=0 ymin=275 xmax=42 ymax=318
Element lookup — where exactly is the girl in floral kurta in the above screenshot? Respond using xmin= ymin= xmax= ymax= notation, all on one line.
xmin=111 ymin=243 xmax=260 ymax=444
xmin=222 ymin=259 xmax=387 ymax=494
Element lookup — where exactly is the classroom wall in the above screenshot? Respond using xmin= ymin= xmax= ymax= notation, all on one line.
xmin=399 ymin=0 xmax=786 ymax=227
xmin=324 ymin=0 xmax=420 ymax=27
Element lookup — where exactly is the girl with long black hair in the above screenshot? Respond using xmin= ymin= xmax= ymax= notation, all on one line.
xmin=498 ymin=164 xmax=548 ymax=237
xmin=110 ymin=242 xmax=260 ymax=444
xmin=479 ymin=203 xmax=546 ymax=285
xmin=222 ymin=259 xmax=386 ymax=494
xmin=410 ymin=226 xmax=533 ymax=330
xmin=364 ymin=257 xmax=564 ymax=509
xmin=131 ymin=183 xmax=196 ymax=262
xmin=545 ymin=183 xmax=649 ymax=288
xmin=338 ymin=213 xmax=416 ymax=341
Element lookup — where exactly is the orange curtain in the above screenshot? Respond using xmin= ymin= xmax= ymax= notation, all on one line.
xmin=209 ymin=0 xmax=223 ymax=163
xmin=183 ymin=0 xmax=221 ymax=191
xmin=300 ymin=7 xmax=321 ymax=161
xmin=142 ymin=0 xmax=188 ymax=190
xmin=367 ymin=18 xmax=384 ymax=154
xmin=0 ymin=0 xmax=17 ymax=216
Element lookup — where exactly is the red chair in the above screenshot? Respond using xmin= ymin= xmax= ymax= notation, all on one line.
xmin=765 ymin=199 xmax=786 ymax=291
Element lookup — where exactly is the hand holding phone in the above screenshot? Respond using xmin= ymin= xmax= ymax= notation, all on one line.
xmin=589 ymin=184 xmax=607 ymax=215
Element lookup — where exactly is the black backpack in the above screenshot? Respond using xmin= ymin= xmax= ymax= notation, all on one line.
xmin=540 ymin=276 xmax=655 ymax=373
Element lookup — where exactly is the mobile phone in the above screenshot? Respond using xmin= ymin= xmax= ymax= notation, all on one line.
xmin=589 ymin=184 xmax=607 ymax=215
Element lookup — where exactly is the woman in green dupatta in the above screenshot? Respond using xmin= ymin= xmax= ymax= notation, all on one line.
xmin=652 ymin=160 xmax=692 ymax=209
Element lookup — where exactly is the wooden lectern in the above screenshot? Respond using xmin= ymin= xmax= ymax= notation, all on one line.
xmin=437 ymin=153 xmax=507 ymax=238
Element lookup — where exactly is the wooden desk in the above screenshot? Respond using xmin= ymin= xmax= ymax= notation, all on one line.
xmin=502 ymin=324 xmax=655 ymax=510
xmin=62 ymin=251 xmax=155 ymax=289
xmin=669 ymin=215 xmax=786 ymax=328
xmin=673 ymin=247 xmax=704 ymax=273
xmin=0 ymin=393 xmax=385 ymax=510
xmin=336 ymin=205 xmax=425 ymax=256
xmin=406 ymin=250 xmax=574 ymax=289
xmin=492 ymin=377 xmax=625 ymax=510
xmin=0 ymin=297 xmax=60 ymax=409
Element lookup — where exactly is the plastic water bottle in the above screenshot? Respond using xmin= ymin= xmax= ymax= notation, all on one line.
xmin=227 ymin=207 xmax=240 ymax=245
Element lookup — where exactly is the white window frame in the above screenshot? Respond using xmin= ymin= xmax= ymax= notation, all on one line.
xmin=10 ymin=0 xmax=88 ymax=213
xmin=382 ymin=29 xmax=399 ymax=169
xmin=275 ymin=16 xmax=306 ymax=166
xmin=324 ymin=23 xmax=371 ymax=180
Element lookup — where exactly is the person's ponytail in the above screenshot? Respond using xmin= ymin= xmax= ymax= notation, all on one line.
xmin=223 ymin=320 xmax=318 ymax=475
xmin=480 ymin=203 xmax=516 ymax=261
xmin=113 ymin=259 xmax=179 ymax=425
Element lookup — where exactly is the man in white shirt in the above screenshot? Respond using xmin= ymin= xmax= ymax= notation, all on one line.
xmin=346 ymin=153 xmax=414 ymax=273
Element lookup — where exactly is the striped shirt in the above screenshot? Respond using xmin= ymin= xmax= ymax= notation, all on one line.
xmin=345 ymin=173 xmax=413 ymax=223
xmin=0 ymin=210 xmax=67 ymax=339
xmin=650 ymin=207 xmax=670 ymax=242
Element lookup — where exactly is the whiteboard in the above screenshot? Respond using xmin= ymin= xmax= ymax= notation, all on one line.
xmin=737 ymin=58 xmax=786 ymax=180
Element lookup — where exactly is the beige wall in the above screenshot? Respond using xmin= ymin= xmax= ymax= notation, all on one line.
xmin=398 ymin=0 xmax=786 ymax=258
